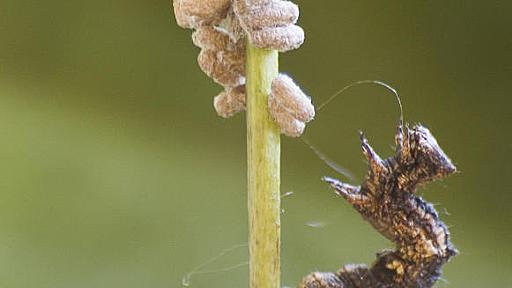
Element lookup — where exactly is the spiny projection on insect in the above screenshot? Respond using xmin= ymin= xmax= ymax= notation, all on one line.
xmin=300 ymin=123 xmax=457 ymax=288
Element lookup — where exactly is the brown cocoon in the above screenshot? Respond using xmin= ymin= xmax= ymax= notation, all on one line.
xmin=173 ymin=0 xmax=231 ymax=28
xmin=270 ymin=74 xmax=314 ymax=122
xmin=214 ymin=85 xmax=247 ymax=118
xmin=242 ymin=1 xmax=299 ymax=30
xmin=173 ymin=0 xmax=195 ymax=29
xmin=197 ymin=49 xmax=245 ymax=87
xmin=192 ymin=26 xmax=232 ymax=50
xmin=269 ymin=104 xmax=306 ymax=137
xmin=250 ymin=25 xmax=304 ymax=52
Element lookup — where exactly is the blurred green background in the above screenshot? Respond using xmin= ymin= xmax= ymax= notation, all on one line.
xmin=0 ymin=0 xmax=510 ymax=287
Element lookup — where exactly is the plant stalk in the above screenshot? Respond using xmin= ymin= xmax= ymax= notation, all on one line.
xmin=246 ymin=42 xmax=280 ymax=288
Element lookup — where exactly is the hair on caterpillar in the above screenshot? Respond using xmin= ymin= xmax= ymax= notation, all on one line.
xmin=300 ymin=80 xmax=404 ymax=183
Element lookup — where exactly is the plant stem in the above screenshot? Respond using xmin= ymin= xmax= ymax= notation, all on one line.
xmin=246 ymin=42 xmax=280 ymax=288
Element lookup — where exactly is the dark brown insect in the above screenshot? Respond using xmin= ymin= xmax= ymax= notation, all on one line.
xmin=300 ymin=123 xmax=457 ymax=288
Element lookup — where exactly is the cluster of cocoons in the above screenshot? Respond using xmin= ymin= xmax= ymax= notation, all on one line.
xmin=173 ymin=0 xmax=314 ymax=137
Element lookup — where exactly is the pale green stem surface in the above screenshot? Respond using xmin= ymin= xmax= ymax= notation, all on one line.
xmin=246 ymin=42 xmax=281 ymax=288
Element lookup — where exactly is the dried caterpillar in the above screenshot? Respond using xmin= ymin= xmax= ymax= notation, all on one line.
xmin=173 ymin=0 xmax=314 ymax=137
xmin=300 ymin=124 xmax=457 ymax=288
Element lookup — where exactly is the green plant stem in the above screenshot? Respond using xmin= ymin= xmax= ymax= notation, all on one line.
xmin=246 ymin=42 xmax=280 ymax=288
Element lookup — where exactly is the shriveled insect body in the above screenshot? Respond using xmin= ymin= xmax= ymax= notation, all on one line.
xmin=300 ymin=124 xmax=457 ymax=288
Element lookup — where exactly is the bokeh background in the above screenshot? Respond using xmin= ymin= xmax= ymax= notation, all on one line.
xmin=1 ymin=0 xmax=510 ymax=287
